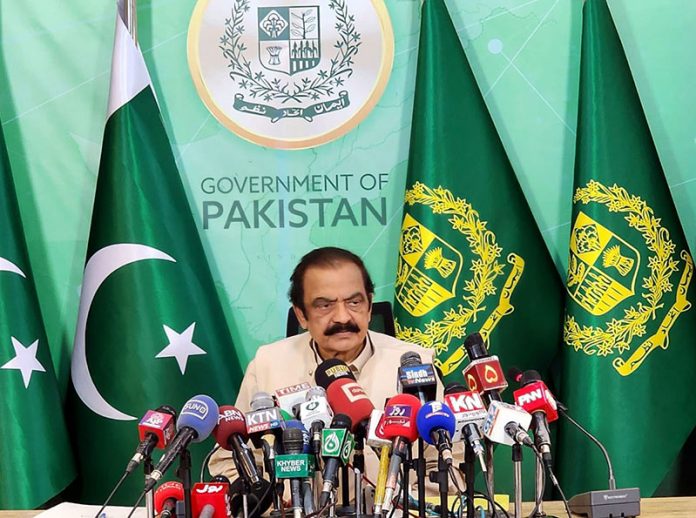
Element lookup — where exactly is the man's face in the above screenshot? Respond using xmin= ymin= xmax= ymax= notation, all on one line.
xmin=293 ymin=261 xmax=372 ymax=359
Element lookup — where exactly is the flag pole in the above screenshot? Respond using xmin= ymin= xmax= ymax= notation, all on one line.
xmin=124 ymin=0 xmax=138 ymax=44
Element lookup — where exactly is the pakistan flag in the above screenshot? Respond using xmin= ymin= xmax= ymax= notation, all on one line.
xmin=394 ymin=0 xmax=563 ymax=380
xmin=69 ymin=3 xmax=243 ymax=503
xmin=0 ymin=117 xmax=75 ymax=508
xmin=556 ymin=0 xmax=696 ymax=496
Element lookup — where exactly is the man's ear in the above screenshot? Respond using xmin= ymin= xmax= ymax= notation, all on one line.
xmin=293 ymin=305 xmax=309 ymax=329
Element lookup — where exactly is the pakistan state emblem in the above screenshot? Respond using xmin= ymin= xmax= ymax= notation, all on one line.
xmin=564 ymin=181 xmax=694 ymax=376
xmin=394 ymin=183 xmax=525 ymax=377
xmin=188 ymin=0 xmax=394 ymax=149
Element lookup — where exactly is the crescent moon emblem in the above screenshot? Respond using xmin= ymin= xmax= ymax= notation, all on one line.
xmin=0 ymin=257 xmax=26 ymax=278
xmin=71 ymin=243 xmax=175 ymax=420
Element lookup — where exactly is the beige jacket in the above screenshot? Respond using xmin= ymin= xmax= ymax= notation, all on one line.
xmin=209 ymin=331 xmax=458 ymax=494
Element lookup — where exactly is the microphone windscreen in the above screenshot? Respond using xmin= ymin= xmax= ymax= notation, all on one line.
xmin=214 ymin=406 xmax=248 ymax=449
xmin=177 ymin=394 xmax=219 ymax=443
xmin=330 ymin=413 xmax=353 ymax=430
xmin=283 ymin=419 xmax=311 ymax=453
xmin=382 ymin=393 xmax=421 ymax=443
xmin=157 ymin=404 xmax=178 ymax=418
xmin=154 ymin=481 xmax=184 ymax=513
xmin=416 ymin=402 xmax=456 ymax=445
xmin=326 ymin=378 xmax=374 ymax=432
xmin=314 ymin=358 xmax=356 ymax=389
xmin=250 ymin=391 xmax=275 ymax=411
xmin=444 ymin=382 xmax=467 ymax=395
xmin=507 ymin=366 xmax=523 ymax=384
xmin=464 ymin=332 xmax=488 ymax=360
xmin=282 ymin=426 xmax=305 ymax=454
xmin=519 ymin=369 xmax=542 ymax=386
xmin=399 ymin=351 xmax=422 ymax=367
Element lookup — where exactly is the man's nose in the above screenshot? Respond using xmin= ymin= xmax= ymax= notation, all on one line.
xmin=332 ymin=301 xmax=351 ymax=323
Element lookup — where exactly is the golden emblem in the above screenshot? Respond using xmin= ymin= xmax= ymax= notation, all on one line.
xmin=564 ymin=181 xmax=694 ymax=376
xmin=394 ymin=183 xmax=525 ymax=376
xmin=567 ymin=211 xmax=640 ymax=315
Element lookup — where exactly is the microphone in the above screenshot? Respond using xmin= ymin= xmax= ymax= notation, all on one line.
xmin=398 ymin=351 xmax=437 ymax=404
xmin=274 ymin=382 xmax=313 ymax=416
xmin=318 ymin=413 xmax=354 ymax=508
xmin=416 ymin=401 xmax=456 ymax=465
xmin=213 ymin=405 xmax=263 ymax=491
xmin=380 ymin=393 xmax=421 ymax=511
xmin=443 ymin=384 xmax=487 ymax=472
xmin=365 ymin=409 xmax=391 ymax=449
xmin=246 ymin=391 xmax=285 ymax=448
xmin=126 ymin=405 xmax=177 ymax=474
xmin=145 ymin=395 xmax=218 ymax=491
xmin=284 ymin=419 xmax=312 ymax=453
xmin=324 ymin=377 xmax=375 ymax=437
xmin=462 ymin=333 xmax=507 ymax=405
xmin=299 ymin=387 xmax=333 ymax=456
xmin=154 ymin=481 xmax=183 ymax=518
xmin=277 ymin=427 xmax=313 ymax=518
xmin=314 ymin=358 xmax=356 ymax=388
xmin=482 ymin=400 xmax=532 ymax=447
xmin=511 ymin=369 xmax=558 ymax=468
xmin=191 ymin=476 xmax=230 ymax=518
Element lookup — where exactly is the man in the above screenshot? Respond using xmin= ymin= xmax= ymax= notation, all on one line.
xmin=209 ymin=247 xmax=449 ymax=502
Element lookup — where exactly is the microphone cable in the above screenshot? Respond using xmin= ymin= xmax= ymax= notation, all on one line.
xmin=126 ymin=489 xmax=147 ymax=518
xmin=93 ymin=470 xmax=129 ymax=518
xmin=199 ymin=444 xmax=221 ymax=482
xmin=528 ymin=444 xmax=571 ymax=518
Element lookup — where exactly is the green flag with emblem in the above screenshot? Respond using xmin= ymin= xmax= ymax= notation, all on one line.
xmin=0 ymin=121 xmax=76 ymax=507
xmin=393 ymin=0 xmax=563 ymax=382
xmin=69 ymin=3 xmax=243 ymax=503
xmin=556 ymin=0 xmax=696 ymax=496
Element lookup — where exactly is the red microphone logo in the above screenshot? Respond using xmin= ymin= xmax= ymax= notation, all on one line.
xmin=513 ymin=381 xmax=559 ymax=422
xmin=462 ymin=356 xmax=508 ymax=394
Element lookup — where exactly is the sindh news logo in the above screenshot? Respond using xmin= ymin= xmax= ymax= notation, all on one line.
xmin=188 ymin=0 xmax=394 ymax=149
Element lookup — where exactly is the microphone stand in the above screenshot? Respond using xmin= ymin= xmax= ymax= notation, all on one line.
xmin=416 ymin=439 xmax=426 ymax=517
xmin=531 ymin=456 xmax=557 ymax=518
xmin=461 ymin=444 xmax=475 ymax=518
xmin=401 ymin=445 xmax=411 ymax=518
xmin=427 ymin=454 xmax=449 ymax=518
xmin=353 ymin=437 xmax=365 ymax=517
xmin=176 ymin=448 xmax=193 ymax=518
xmin=144 ymin=457 xmax=155 ymax=518
xmin=512 ymin=444 xmax=522 ymax=518
xmin=485 ymin=439 xmax=495 ymax=516
xmin=336 ymin=465 xmax=356 ymax=516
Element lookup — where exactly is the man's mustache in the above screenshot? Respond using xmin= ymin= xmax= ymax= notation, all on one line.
xmin=324 ymin=322 xmax=360 ymax=335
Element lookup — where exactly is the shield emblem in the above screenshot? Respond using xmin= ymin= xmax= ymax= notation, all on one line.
xmin=258 ymin=6 xmax=321 ymax=76
xmin=396 ymin=213 xmax=464 ymax=317
xmin=567 ymin=211 xmax=640 ymax=315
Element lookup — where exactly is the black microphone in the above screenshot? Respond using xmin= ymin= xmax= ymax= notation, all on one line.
xmin=463 ymin=333 xmax=507 ymax=405
xmin=283 ymin=427 xmax=306 ymax=518
xmin=398 ymin=351 xmax=437 ymax=404
xmin=319 ymin=413 xmax=353 ymax=507
xmin=213 ymin=406 xmax=263 ymax=491
xmin=144 ymin=395 xmax=218 ymax=491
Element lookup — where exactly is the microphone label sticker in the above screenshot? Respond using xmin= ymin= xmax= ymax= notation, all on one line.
xmin=181 ymin=399 xmax=210 ymax=420
xmin=188 ymin=0 xmax=394 ymax=149
xmin=321 ymin=428 xmax=346 ymax=457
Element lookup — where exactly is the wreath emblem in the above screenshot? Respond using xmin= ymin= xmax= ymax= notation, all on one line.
xmin=219 ymin=0 xmax=360 ymax=122
xmin=564 ymin=180 xmax=693 ymax=376
xmin=394 ymin=183 xmax=525 ymax=376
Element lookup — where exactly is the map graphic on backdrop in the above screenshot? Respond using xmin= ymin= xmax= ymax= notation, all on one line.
xmin=188 ymin=0 xmax=394 ymax=149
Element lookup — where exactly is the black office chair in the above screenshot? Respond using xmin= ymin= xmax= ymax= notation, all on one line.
xmin=286 ymin=300 xmax=396 ymax=338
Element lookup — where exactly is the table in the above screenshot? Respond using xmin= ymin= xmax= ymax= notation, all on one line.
xmin=2 ymin=497 xmax=694 ymax=517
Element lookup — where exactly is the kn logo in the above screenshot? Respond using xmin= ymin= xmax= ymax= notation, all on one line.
xmin=188 ymin=0 xmax=394 ymax=149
